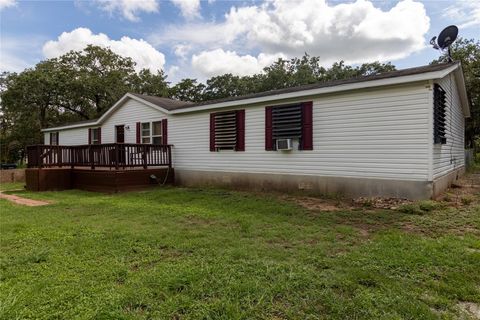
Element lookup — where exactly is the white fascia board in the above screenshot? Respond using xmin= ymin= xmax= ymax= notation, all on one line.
xmin=171 ymin=65 xmax=460 ymax=115
xmin=41 ymin=122 xmax=97 ymax=132
xmin=452 ymin=66 xmax=471 ymax=117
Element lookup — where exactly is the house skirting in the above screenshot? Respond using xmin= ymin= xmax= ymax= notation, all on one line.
xmin=432 ymin=166 xmax=465 ymax=199
xmin=175 ymin=170 xmax=434 ymax=200
xmin=25 ymin=167 xmax=174 ymax=192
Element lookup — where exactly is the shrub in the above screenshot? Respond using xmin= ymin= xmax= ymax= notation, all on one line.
xmin=461 ymin=196 xmax=474 ymax=205
xmin=398 ymin=204 xmax=425 ymax=215
xmin=398 ymin=200 xmax=442 ymax=215
xmin=418 ymin=200 xmax=441 ymax=212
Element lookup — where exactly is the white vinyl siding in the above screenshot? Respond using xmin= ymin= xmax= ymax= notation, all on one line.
xmin=170 ymin=83 xmax=431 ymax=181
xmin=43 ymin=99 xmax=166 ymax=145
xmin=100 ymin=99 xmax=166 ymax=144
xmin=44 ymin=127 xmax=88 ymax=145
xmin=432 ymin=74 xmax=465 ymax=179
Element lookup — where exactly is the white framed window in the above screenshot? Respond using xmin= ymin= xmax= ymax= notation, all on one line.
xmin=141 ymin=123 xmax=150 ymax=144
xmin=141 ymin=121 xmax=163 ymax=144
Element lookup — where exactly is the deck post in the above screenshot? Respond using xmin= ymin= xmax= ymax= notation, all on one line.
xmin=58 ymin=146 xmax=63 ymax=168
xmin=142 ymin=145 xmax=147 ymax=169
xmin=168 ymin=145 xmax=172 ymax=168
xmin=89 ymin=146 xmax=94 ymax=170
xmin=70 ymin=147 xmax=74 ymax=169
xmin=115 ymin=144 xmax=119 ymax=170
xmin=36 ymin=145 xmax=42 ymax=168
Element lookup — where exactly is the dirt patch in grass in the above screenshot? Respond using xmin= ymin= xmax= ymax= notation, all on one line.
xmin=282 ymin=195 xmax=351 ymax=212
xmin=182 ymin=214 xmax=217 ymax=226
xmin=285 ymin=194 xmax=415 ymax=213
xmin=437 ymin=173 xmax=480 ymax=208
xmin=458 ymin=302 xmax=480 ymax=319
xmin=353 ymin=197 xmax=413 ymax=210
xmin=0 ymin=191 xmax=51 ymax=206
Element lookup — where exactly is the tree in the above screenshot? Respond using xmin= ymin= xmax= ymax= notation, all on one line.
xmin=169 ymin=79 xmax=205 ymax=102
xmin=431 ymin=38 xmax=480 ymax=148
xmin=132 ymin=69 xmax=169 ymax=97
xmin=252 ymin=55 xmax=395 ymax=94
xmin=54 ymin=45 xmax=139 ymax=119
xmin=202 ymin=74 xmax=256 ymax=101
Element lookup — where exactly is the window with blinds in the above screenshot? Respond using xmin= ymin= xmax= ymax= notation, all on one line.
xmin=433 ymin=84 xmax=447 ymax=144
xmin=265 ymin=101 xmax=312 ymax=151
xmin=272 ymin=104 xmax=303 ymax=139
xmin=214 ymin=111 xmax=237 ymax=150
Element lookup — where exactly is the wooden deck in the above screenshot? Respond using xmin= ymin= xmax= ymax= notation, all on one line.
xmin=27 ymin=143 xmax=172 ymax=169
xmin=25 ymin=144 xmax=174 ymax=192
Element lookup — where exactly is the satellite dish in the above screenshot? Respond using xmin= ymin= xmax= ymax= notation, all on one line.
xmin=437 ymin=25 xmax=458 ymax=49
xmin=430 ymin=25 xmax=458 ymax=62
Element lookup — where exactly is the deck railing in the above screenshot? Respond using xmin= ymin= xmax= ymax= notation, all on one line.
xmin=26 ymin=143 xmax=172 ymax=169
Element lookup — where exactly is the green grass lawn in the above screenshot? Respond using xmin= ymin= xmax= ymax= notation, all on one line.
xmin=0 ymin=181 xmax=479 ymax=319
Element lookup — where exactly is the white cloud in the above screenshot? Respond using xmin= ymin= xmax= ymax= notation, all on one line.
xmin=93 ymin=0 xmax=158 ymax=21
xmin=0 ymin=0 xmax=16 ymax=10
xmin=171 ymin=0 xmax=200 ymax=19
xmin=443 ymin=0 xmax=480 ymax=28
xmin=192 ymin=49 xmax=285 ymax=77
xmin=0 ymin=53 xmax=30 ymax=72
xmin=150 ymin=22 xmax=237 ymax=47
xmin=151 ymin=0 xmax=430 ymax=77
xmin=167 ymin=65 xmax=180 ymax=78
xmin=173 ymin=44 xmax=192 ymax=59
xmin=42 ymin=28 xmax=165 ymax=73
xmin=0 ymin=36 xmax=45 ymax=72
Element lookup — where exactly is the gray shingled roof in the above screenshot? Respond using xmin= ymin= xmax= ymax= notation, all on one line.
xmin=129 ymin=93 xmax=193 ymax=111
xmin=171 ymin=62 xmax=456 ymax=110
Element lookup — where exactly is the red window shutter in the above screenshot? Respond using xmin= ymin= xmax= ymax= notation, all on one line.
xmin=98 ymin=127 xmax=102 ymax=144
xmin=162 ymin=119 xmax=168 ymax=145
xmin=210 ymin=113 xmax=215 ymax=152
xmin=88 ymin=128 xmax=92 ymax=145
xmin=136 ymin=122 xmax=141 ymax=143
xmin=236 ymin=110 xmax=245 ymax=151
xmin=265 ymin=107 xmax=273 ymax=151
xmin=301 ymin=101 xmax=313 ymax=150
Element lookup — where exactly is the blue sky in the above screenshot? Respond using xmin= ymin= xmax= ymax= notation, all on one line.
xmin=1 ymin=0 xmax=479 ymax=83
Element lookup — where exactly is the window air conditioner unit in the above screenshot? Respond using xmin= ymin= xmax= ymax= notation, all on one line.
xmin=276 ymin=138 xmax=293 ymax=151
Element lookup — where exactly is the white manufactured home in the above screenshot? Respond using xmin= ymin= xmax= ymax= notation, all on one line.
xmin=39 ymin=62 xmax=470 ymax=199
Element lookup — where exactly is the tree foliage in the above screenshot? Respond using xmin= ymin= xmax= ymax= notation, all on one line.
xmin=172 ymin=55 xmax=396 ymax=103
xmin=170 ymin=79 xmax=205 ymax=102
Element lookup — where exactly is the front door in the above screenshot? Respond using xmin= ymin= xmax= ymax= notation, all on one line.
xmin=115 ymin=125 xmax=125 ymax=143
xmin=115 ymin=125 xmax=126 ymax=165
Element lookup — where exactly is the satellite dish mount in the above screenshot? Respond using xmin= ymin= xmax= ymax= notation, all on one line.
xmin=430 ymin=25 xmax=458 ymax=62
